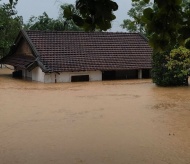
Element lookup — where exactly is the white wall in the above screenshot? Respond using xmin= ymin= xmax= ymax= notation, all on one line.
xmin=22 ymin=69 xmax=32 ymax=79
xmin=44 ymin=73 xmax=56 ymax=83
xmin=44 ymin=70 xmax=102 ymax=83
xmin=30 ymin=68 xmax=102 ymax=83
xmin=32 ymin=67 xmax=45 ymax=82
xmin=88 ymin=71 xmax=102 ymax=81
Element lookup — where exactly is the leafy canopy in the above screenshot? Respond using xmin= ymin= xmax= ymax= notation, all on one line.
xmin=142 ymin=0 xmax=183 ymax=51
xmin=121 ymin=0 xmax=152 ymax=36
xmin=165 ymin=46 xmax=190 ymax=86
xmin=132 ymin=0 xmax=190 ymax=86
xmin=63 ymin=0 xmax=118 ymax=31
xmin=0 ymin=1 xmax=22 ymax=57
xmin=24 ymin=4 xmax=82 ymax=31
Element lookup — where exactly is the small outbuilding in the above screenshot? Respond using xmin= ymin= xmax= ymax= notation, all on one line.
xmin=0 ymin=30 xmax=152 ymax=83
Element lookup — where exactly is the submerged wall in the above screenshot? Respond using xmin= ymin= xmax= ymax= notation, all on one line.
xmin=32 ymin=67 xmax=45 ymax=82
xmin=28 ymin=68 xmax=150 ymax=83
xmin=22 ymin=69 xmax=32 ymax=79
xmin=44 ymin=71 xmax=102 ymax=83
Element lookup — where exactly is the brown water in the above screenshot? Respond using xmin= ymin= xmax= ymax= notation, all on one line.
xmin=0 ymin=68 xmax=190 ymax=164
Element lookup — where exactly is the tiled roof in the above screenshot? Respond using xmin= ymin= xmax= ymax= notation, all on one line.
xmin=0 ymin=54 xmax=35 ymax=70
xmin=1 ymin=30 xmax=153 ymax=73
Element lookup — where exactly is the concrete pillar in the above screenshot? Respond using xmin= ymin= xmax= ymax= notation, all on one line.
xmin=138 ymin=69 xmax=142 ymax=79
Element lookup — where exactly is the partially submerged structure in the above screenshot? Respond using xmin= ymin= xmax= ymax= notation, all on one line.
xmin=0 ymin=30 xmax=152 ymax=83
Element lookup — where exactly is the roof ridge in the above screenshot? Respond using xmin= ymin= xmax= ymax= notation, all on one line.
xmin=25 ymin=30 xmax=141 ymax=34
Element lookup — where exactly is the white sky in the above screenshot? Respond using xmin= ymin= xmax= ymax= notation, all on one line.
xmin=1 ymin=0 xmax=132 ymax=32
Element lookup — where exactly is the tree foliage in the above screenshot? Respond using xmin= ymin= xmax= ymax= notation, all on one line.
xmin=24 ymin=12 xmax=63 ymax=31
xmin=9 ymin=0 xmax=17 ymax=5
xmin=142 ymin=0 xmax=183 ymax=52
xmin=0 ymin=1 xmax=22 ymax=57
xmin=178 ymin=0 xmax=190 ymax=42
xmin=151 ymin=51 xmax=173 ymax=86
xmin=121 ymin=0 xmax=152 ymax=36
xmin=152 ymin=46 xmax=190 ymax=86
xmin=24 ymin=4 xmax=82 ymax=31
xmin=63 ymin=0 xmax=118 ymax=31
xmin=60 ymin=4 xmax=82 ymax=31
xmin=132 ymin=0 xmax=190 ymax=86
xmin=166 ymin=46 xmax=190 ymax=86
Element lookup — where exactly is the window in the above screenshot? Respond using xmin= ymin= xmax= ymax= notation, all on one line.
xmin=71 ymin=75 xmax=89 ymax=82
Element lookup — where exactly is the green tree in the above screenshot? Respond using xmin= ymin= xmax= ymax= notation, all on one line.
xmin=166 ymin=45 xmax=190 ymax=86
xmin=9 ymin=0 xmax=17 ymax=5
xmin=10 ymin=0 xmax=118 ymax=31
xmin=142 ymin=0 xmax=183 ymax=52
xmin=24 ymin=4 xmax=82 ymax=31
xmin=0 ymin=1 xmax=22 ymax=57
xmin=60 ymin=4 xmax=82 ymax=31
xmin=24 ymin=12 xmax=65 ymax=31
xmin=178 ymin=0 xmax=190 ymax=43
xmin=137 ymin=0 xmax=190 ymax=86
xmin=63 ymin=0 xmax=118 ymax=31
xmin=121 ymin=0 xmax=152 ymax=36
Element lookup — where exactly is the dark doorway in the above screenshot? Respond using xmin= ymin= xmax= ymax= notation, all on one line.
xmin=102 ymin=70 xmax=138 ymax=81
xmin=12 ymin=70 xmax=22 ymax=78
xmin=123 ymin=70 xmax=138 ymax=79
xmin=142 ymin=69 xmax=151 ymax=78
xmin=71 ymin=75 xmax=89 ymax=82
xmin=102 ymin=71 xmax=116 ymax=80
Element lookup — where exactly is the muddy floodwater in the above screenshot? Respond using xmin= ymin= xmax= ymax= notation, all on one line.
xmin=0 ymin=68 xmax=190 ymax=164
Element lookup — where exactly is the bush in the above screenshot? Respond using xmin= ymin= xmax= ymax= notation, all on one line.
xmin=185 ymin=38 xmax=190 ymax=49
xmin=152 ymin=47 xmax=190 ymax=86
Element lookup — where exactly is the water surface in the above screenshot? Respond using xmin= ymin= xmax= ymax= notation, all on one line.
xmin=0 ymin=68 xmax=190 ymax=164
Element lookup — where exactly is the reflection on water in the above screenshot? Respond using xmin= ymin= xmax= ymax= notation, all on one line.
xmin=0 ymin=68 xmax=190 ymax=164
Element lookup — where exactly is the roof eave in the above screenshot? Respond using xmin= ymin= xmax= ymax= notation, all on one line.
xmin=26 ymin=57 xmax=49 ymax=73
xmin=21 ymin=30 xmax=48 ymax=72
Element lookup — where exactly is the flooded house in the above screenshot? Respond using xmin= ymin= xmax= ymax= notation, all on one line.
xmin=0 ymin=30 xmax=152 ymax=83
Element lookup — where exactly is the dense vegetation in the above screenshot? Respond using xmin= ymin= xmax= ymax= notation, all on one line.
xmin=142 ymin=0 xmax=190 ymax=86
xmin=0 ymin=0 xmax=22 ymax=57
xmin=122 ymin=0 xmax=190 ymax=86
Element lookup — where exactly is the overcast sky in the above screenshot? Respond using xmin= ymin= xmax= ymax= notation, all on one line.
xmin=1 ymin=0 xmax=132 ymax=32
